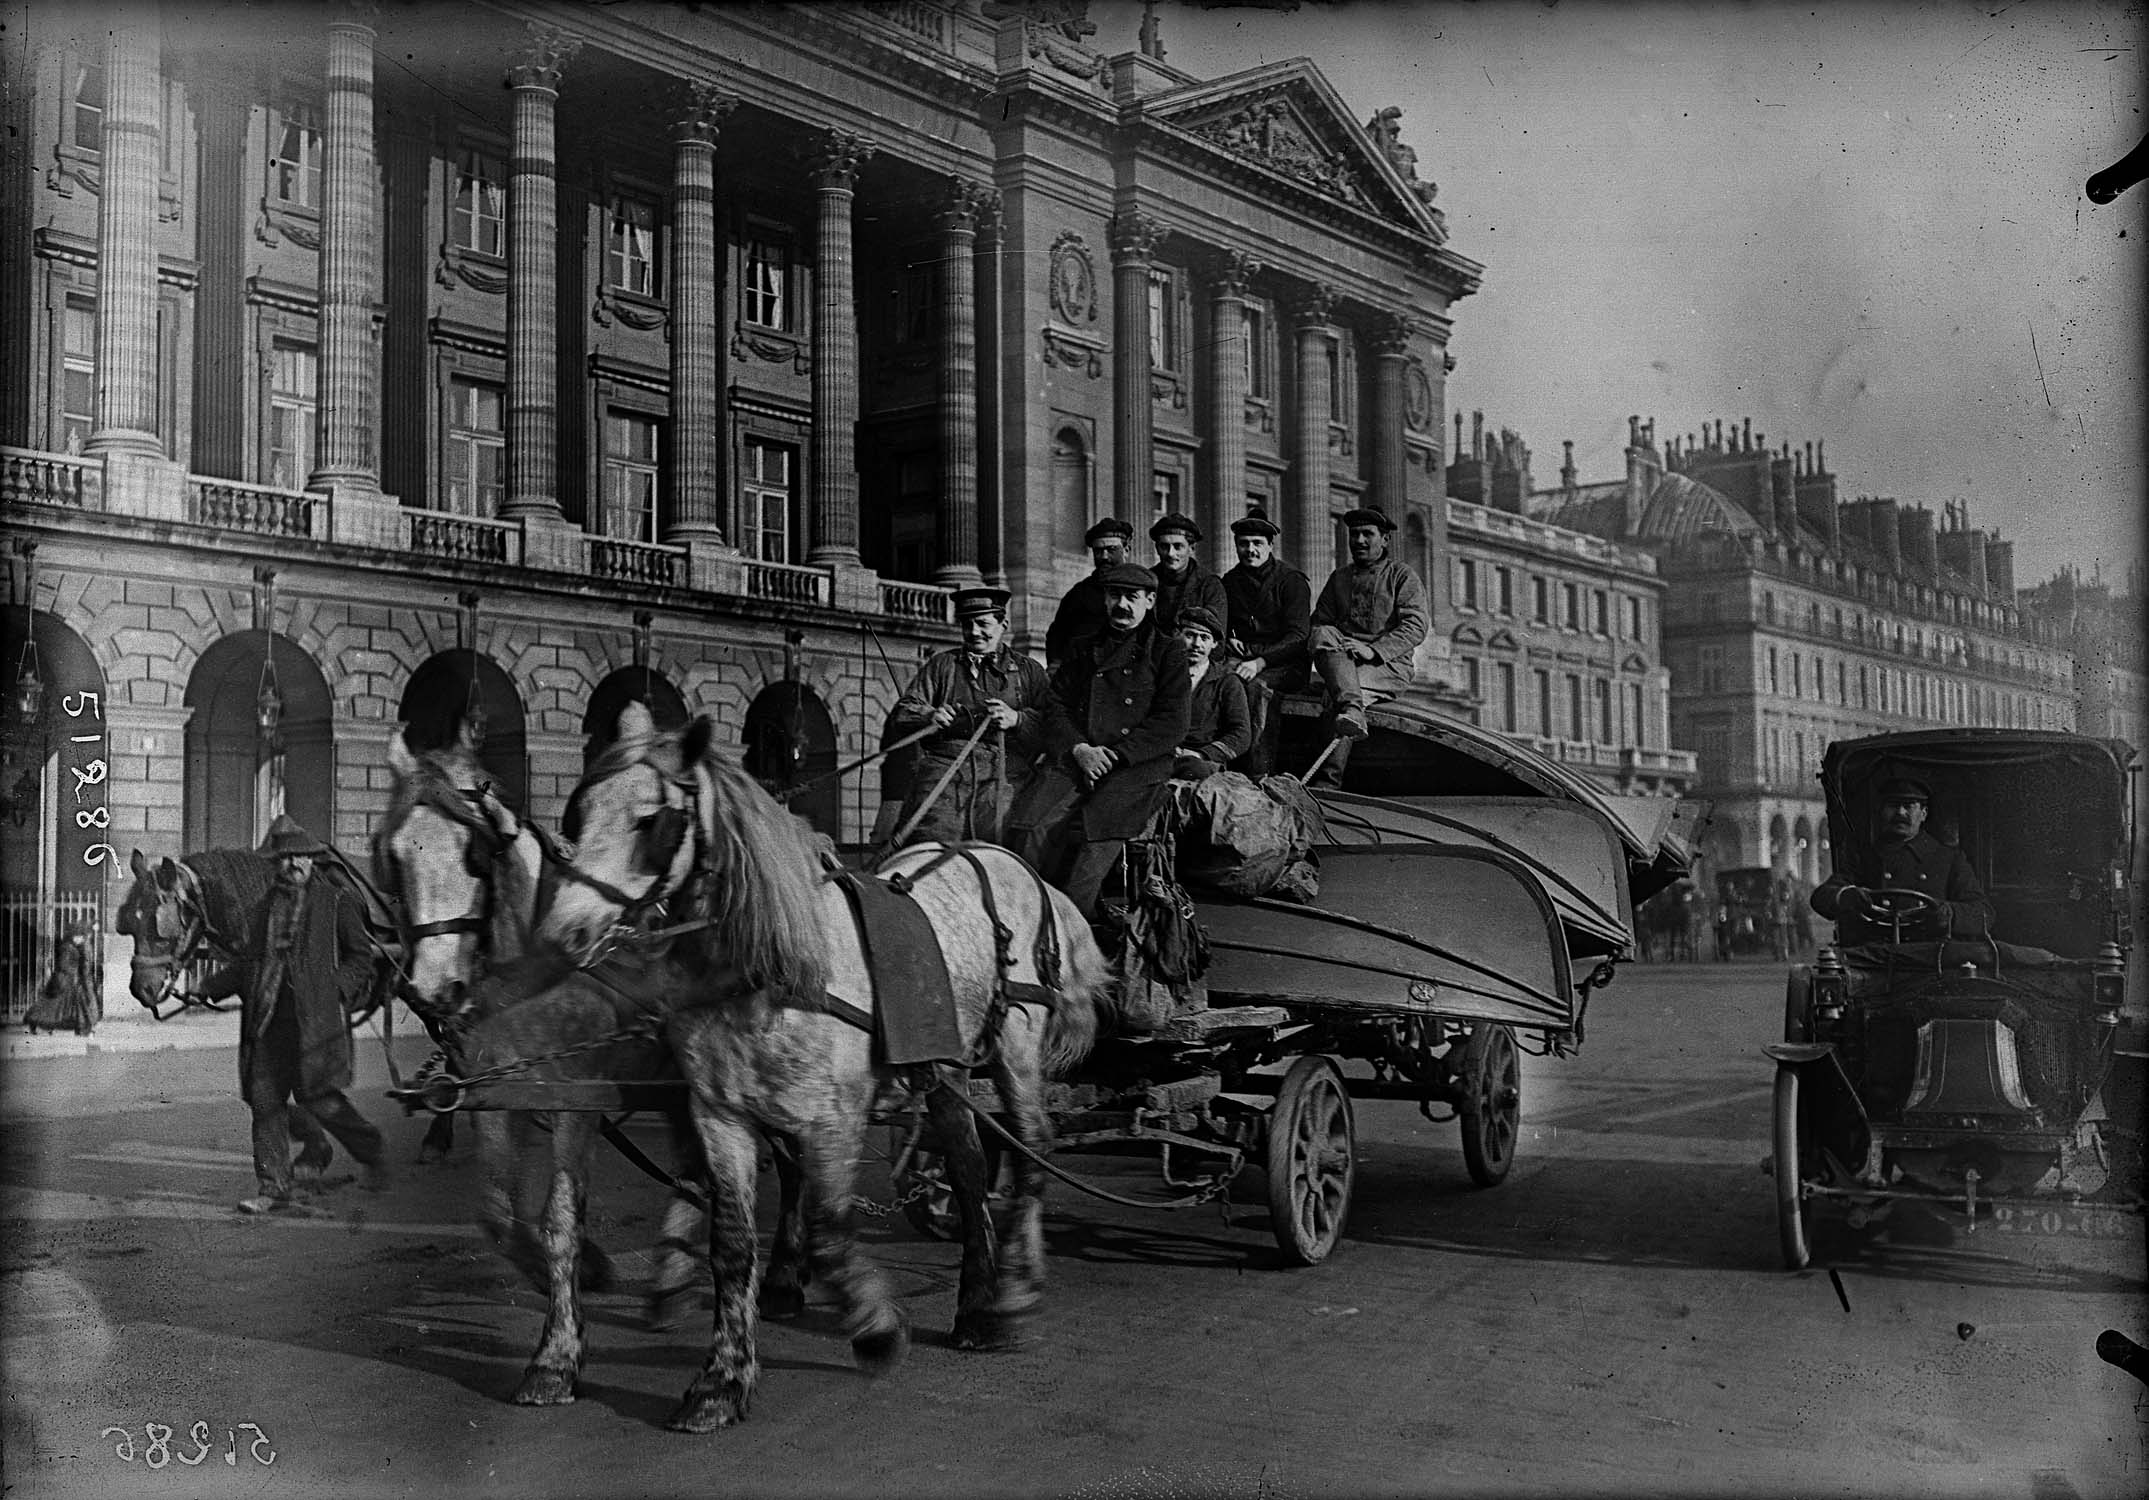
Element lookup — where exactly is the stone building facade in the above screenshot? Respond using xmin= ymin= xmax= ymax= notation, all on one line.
xmin=1533 ymin=418 xmax=2075 ymax=887
xmin=2021 ymin=565 xmax=2145 ymax=750
xmin=0 ymin=0 xmax=1477 ymax=1005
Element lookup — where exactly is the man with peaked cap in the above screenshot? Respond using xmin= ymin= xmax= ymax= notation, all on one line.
xmin=1172 ymin=604 xmax=1251 ymax=780
xmin=1306 ymin=506 xmax=1429 ymax=786
xmin=193 ymin=815 xmax=389 ymax=1213
xmin=1016 ymin=562 xmax=1191 ymax=916
xmin=1148 ymin=511 xmax=1228 ymax=640
xmin=1220 ymin=510 xmax=1312 ymax=775
xmin=1812 ymin=774 xmax=1993 ymax=944
xmin=885 ymin=585 xmax=1061 ymax=847
xmin=1045 ymin=516 xmax=1137 ymax=669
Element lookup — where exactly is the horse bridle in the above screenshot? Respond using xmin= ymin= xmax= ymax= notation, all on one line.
xmin=544 ymin=757 xmax=703 ymax=952
xmin=130 ymin=869 xmax=236 ymax=1016
xmin=388 ymin=782 xmax=505 ymax=947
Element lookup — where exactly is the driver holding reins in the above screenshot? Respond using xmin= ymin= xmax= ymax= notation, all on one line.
xmin=1810 ymin=776 xmax=1994 ymax=944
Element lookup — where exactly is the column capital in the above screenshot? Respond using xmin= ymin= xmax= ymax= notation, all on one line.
xmin=1370 ymin=310 xmax=1418 ymax=357
xmin=328 ymin=0 xmax=381 ymax=32
xmin=804 ymin=128 xmax=876 ymax=189
xmin=672 ymin=81 xmax=740 ymax=147
xmin=936 ymin=177 xmax=999 ymax=233
xmin=1108 ymin=210 xmax=1168 ymax=264
xmin=1210 ymin=249 xmax=1263 ymax=299
xmin=1291 ymin=283 xmax=1340 ymax=328
xmin=505 ymin=23 xmax=583 ymax=93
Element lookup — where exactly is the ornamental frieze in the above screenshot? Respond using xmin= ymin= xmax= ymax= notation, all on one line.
xmin=1047 ymin=232 xmax=1098 ymax=325
xmin=1041 ymin=325 xmax=1103 ymax=379
xmin=732 ymin=325 xmax=811 ymax=375
xmin=1190 ymin=98 xmax=1372 ymax=211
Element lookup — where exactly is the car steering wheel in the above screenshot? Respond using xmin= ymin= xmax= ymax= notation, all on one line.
xmin=1865 ymin=886 xmax=1946 ymax=943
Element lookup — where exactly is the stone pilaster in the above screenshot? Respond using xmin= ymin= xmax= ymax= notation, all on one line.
xmin=1109 ymin=210 xmax=1167 ymax=523
xmin=1370 ymin=312 xmax=1413 ymax=518
xmin=501 ymin=23 xmax=582 ymax=525
xmin=934 ymin=178 xmax=995 ymax=586
xmin=86 ymin=16 xmax=162 ymax=459
xmin=1206 ymin=249 xmax=1260 ymax=570
xmin=974 ymin=197 xmax=1005 ymax=586
xmin=310 ymin=5 xmax=382 ymax=494
xmin=806 ymin=129 xmax=875 ymax=566
xmin=666 ymin=83 xmax=738 ymax=549
xmin=1290 ymin=284 xmax=1338 ymax=571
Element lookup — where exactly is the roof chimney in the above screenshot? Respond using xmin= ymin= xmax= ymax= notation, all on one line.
xmin=1985 ymin=538 xmax=2015 ymax=594
xmin=1770 ymin=453 xmax=1799 ymax=538
xmin=1901 ymin=504 xmax=1939 ymax=576
xmin=1872 ymin=497 xmax=1901 ymax=572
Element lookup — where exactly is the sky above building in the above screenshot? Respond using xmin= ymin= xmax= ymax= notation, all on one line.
xmin=1092 ymin=0 xmax=2146 ymax=590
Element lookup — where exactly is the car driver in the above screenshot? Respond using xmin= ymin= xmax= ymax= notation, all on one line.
xmin=1809 ymin=776 xmax=1994 ymax=943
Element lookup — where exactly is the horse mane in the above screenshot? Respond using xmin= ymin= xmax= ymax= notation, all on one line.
xmin=587 ymin=731 xmax=830 ymax=1000
xmin=182 ymin=849 xmax=276 ymax=946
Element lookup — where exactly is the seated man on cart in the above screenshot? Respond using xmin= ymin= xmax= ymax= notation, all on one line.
xmin=1172 ymin=605 xmax=1252 ymax=782
xmin=1810 ymin=776 xmax=1994 ymax=945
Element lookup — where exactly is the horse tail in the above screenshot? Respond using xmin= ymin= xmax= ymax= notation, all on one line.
xmin=1037 ymin=882 xmax=1116 ymax=1078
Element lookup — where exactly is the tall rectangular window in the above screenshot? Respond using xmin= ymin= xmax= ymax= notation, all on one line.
xmin=603 ymin=411 xmax=661 ymax=541
xmin=1147 ymin=269 xmax=1177 ymax=369
xmin=453 ymin=149 xmax=507 ymax=257
xmin=1626 ymin=595 xmax=1644 ymax=640
xmin=1241 ymin=305 xmax=1268 ymax=397
xmin=1595 ymin=678 xmax=1612 ymax=742
xmin=1152 ymin=470 xmax=1180 ymax=516
xmin=1592 ymin=589 xmax=1609 ymax=635
xmin=1698 ymin=644 xmax=1724 ymax=694
xmin=1563 ymin=582 xmax=1580 ymax=630
xmin=1497 ymin=662 xmax=1516 ymax=733
xmin=740 ymin=438 xmax=795 ymax=562
xmin=445 ymin=377 xmax=504 ymax=515
xmin=60 ymin=301 xmax=96 ymax=453
xmin=1460 ymin=658 xmax=1481 ymax=723
xmin=743 ymin=236 xmax=788 ymax=329
xmin=1629 ymin=683 xmax=1644 ymax=745
xmin=1495 ymin=566 xmax=1514 ymax=616
xmin=71 ymin=60 xmax=105 ymax=152
xmin=1791 ymin=654 xmax=1802 ymax=698
xmin=1457 ymin=558 xmax=1478 ymax=610
xmin=605 ymin=196 xmax=659 ymax=297
xmin=1768 ymin=646 xmax=1780 ymax=695
xmin=1566 ymin=674 xmax=1584 ymax=740
xmin=267 ymin=344 xmax=317 ymax=490
xmin=272 ymin=103 xmax=324 ymax=209
xmin=1531 ymin=576 xmax=1550 ymax=623
xmin=1533 ymin=669 xmax=1552 ymax=738
xmin=1324 ymin=341 xmax=1341 ymax=413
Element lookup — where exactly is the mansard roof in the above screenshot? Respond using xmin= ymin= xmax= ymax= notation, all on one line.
xmin=1138 ymin=58 xmax=1449 ymax=246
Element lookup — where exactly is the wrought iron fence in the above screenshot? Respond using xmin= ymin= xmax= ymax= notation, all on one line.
xmin=1 ymin=888 xmax=106 ymax=1027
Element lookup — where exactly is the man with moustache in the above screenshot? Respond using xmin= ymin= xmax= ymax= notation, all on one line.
xmin=1219 ymin=511 xmax=1312 ymax=775
xmin=1811 ymin=776 xmax=1993 ymax=944
xmin=1045 ymin=516 xmax=1136 ymax=669
xmin=886 ymin=585 xmax=1057 ymax=847
xmin=1172 ymin=605 xmax=1252 ymax=780
xmin=1148 ymin=512 xmax=1228 ymax=640
xmin=1018 ymin=563 xmax=1191 ymax=916
xmin=1306 ymin=506 xmax=1429 ymax=786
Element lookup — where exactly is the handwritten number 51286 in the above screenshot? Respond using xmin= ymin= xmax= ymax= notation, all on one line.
xmin=101 ymin=1422 xmax=276 ymax=1466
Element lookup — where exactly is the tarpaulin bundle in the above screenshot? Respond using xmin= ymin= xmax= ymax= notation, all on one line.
xmin=1167 ymin=771 xmax=1324 ymax=902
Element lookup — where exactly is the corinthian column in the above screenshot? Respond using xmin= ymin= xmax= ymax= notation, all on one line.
xmin=934 ymin=178 xmax=995 ymax=586
xmin=806 ymin=129 xmax=875 ymax=565
xmin=666 ymin=83 xmax=737 ymax=546
xmin=1370 ymin=312 xmax=1414 ymax=517
xmin=86 ymin=15 xmax=162 ymax=457
xmin=1290 ymin=284 xmax=1338 ymax=570
xmin=1206 ymin=249 xmax=1260 ymax=567
xmin=501 ymin=24 xmax=581 ymax=523
xmin=310 ymin=4 xmax=382 ymax=492
xmin=1109 ymin=210 xmax=1166 ymax=522
xmin=975 ymin=198 xmax=1005 ymax=585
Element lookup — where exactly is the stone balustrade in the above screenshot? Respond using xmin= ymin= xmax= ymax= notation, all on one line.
xmin=743 ymin=557 xmax=834 ymax=608
xmin=590 ymin=537 xmax=686 ymax=588
xmin=2 ymin=448 xmax=101 ymax=510
xmin=189 ymin=477 xmax=321 ymax=538
xmin=879 ymin=578 xmax=956 ymax=624
xmin=405 ymin=509 xmax=521 ymax=567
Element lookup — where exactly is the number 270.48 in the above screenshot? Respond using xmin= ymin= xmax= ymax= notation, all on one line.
xmin=100 ymin=1422 xmax=276 ymax=1467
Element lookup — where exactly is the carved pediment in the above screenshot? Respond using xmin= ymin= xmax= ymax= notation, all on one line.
xmin=1182 ymin=95 xmax=1373 ymax=211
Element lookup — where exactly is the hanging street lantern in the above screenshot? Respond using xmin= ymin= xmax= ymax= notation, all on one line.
xmin=12 ymin=542 xmax=43 ymax=724
xmin=254 ymin=567 xmax=283 ymax=743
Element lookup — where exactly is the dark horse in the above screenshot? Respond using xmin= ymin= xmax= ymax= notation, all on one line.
xmin=530 ymin=703 xmax=1117 ymax=1432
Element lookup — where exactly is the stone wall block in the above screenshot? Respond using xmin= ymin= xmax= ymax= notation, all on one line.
xmin=124 ymin=579 xmax=176 ymax=607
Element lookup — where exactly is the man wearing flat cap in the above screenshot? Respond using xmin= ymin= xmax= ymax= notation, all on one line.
xmin=1173 ymin=605 xmax=1252 ymax=779
xmin=1812 ymin=775 xmax=1993 ymax=944
xmin=1306 ymin=506 xmax=1430 ymax=783
xmin=1016 ymin=562 xmax=1192 ymax=915
xmin=1045 ymin=516 xmax=1137 ymax=669
xmin=886 ymin=585 xmax=1058 ymax=846
xmin=193 ymin=815 xmax=389 ymax=1213
xmin=1220 ymin=510 xmax=1312 ymax=775
xmin=1148 ymin=512 xmax=1229 ymax=642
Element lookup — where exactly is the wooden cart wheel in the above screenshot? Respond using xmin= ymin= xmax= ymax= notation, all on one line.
xmin=1458 ymin=1021 xmax=1521 ymax=1187
xmin=1773 ymin=1065 xmax=1812 ymax=1270
xmin=1265 ymin=1056 xmax=1355 ymax=1266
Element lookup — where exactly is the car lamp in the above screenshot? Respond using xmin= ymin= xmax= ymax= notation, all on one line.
xmin=2093 ymin=941 xmax=2125 ymax=1026
xmin=1813 ymin=944 xmax=1847 ymax=1025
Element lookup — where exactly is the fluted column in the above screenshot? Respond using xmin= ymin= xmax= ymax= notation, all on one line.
xmin=974 ymin=197 xmax=1005 ymax=586
xmin=1109 ymin=211 xmax=1166 ymax=522
xmin=934 ymin=179 xmax=995 ymax=586
xmin=501 ymin=25 xmax=581 ymax=523
xmin=1370 ymin=312 xmax=1413 ymax=516
xmin=310 ymin=4 xmax=381 ymax=491
xmin=1290 ymin=285 xmax=1338 ymax=570
xmin=86 ymin=15 xmax=162 ymax=457
xmin=806 ymin=129 xmax=875 ymax=565
xmin=1206 ymin=250 xmax=1260 ymax=567
xmin=666 ymin=83 xmax=737 ymax=545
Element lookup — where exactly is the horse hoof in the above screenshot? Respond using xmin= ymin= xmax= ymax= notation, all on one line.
xmin=665 ymin=1387 xmax=747 ymax=1433
xmin=758 ymin=1282 xmax=806 ymax=1320
xmin=578 ymin=1242 xmax=616 ymax=1293
xmin=512 ymin=1367 xmax=578 ymax=1406
xmin=646 ymin=1286 xmax=698 ymax=1331
xmin=851 ymin=1314 xmax=910 ymax=1377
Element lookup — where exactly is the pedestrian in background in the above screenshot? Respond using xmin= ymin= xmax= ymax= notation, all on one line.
xmin=23 ymin=923 xmax=96 ymax=1036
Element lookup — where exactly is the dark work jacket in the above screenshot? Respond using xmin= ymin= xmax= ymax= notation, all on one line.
xmin=201 ymin=873 xmax=372 ymax=1103
xmin=1152 ymin=559 xmax=1229 ymax=641
xmin=1043 ymin=622 xmax=1192 ymax=838
xmin=1812 ymin=830 xmax=1995 ymax=942
xmin=1045 ymin=574 xmax=1110 ymax=669
xmin=1221 ymin=559 xmax=1313 ymax=670
xmin=886 ymin=646 xmax=1062 ymax=844
xmin=1182 ymin=662 xmax=1253 ymax=766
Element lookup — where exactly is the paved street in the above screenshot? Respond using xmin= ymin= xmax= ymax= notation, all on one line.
xmin=4 ymin=961 xmax=2143 ymax=1500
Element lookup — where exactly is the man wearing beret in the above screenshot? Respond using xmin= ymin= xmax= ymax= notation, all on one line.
xmin=1149 ymin=512 xmax=1229 ymax=642
xmin=1017 ymin=562 xmax=1192 ymax=915
xmin=886 ymin=586 xmax=1059 ymax=846
xmin=1812 ymin=776 xmax=1993 ymax=944
xmin=1045 ymin=516 xmax=1136 ymax=670
xmin=1173 ymin=605 xmax=1251 ymax=780
xmin=1220 ymin=510 xmax=1312 ymax=775
xmin=1307 ymin=507 xmax=1430 ymax=783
